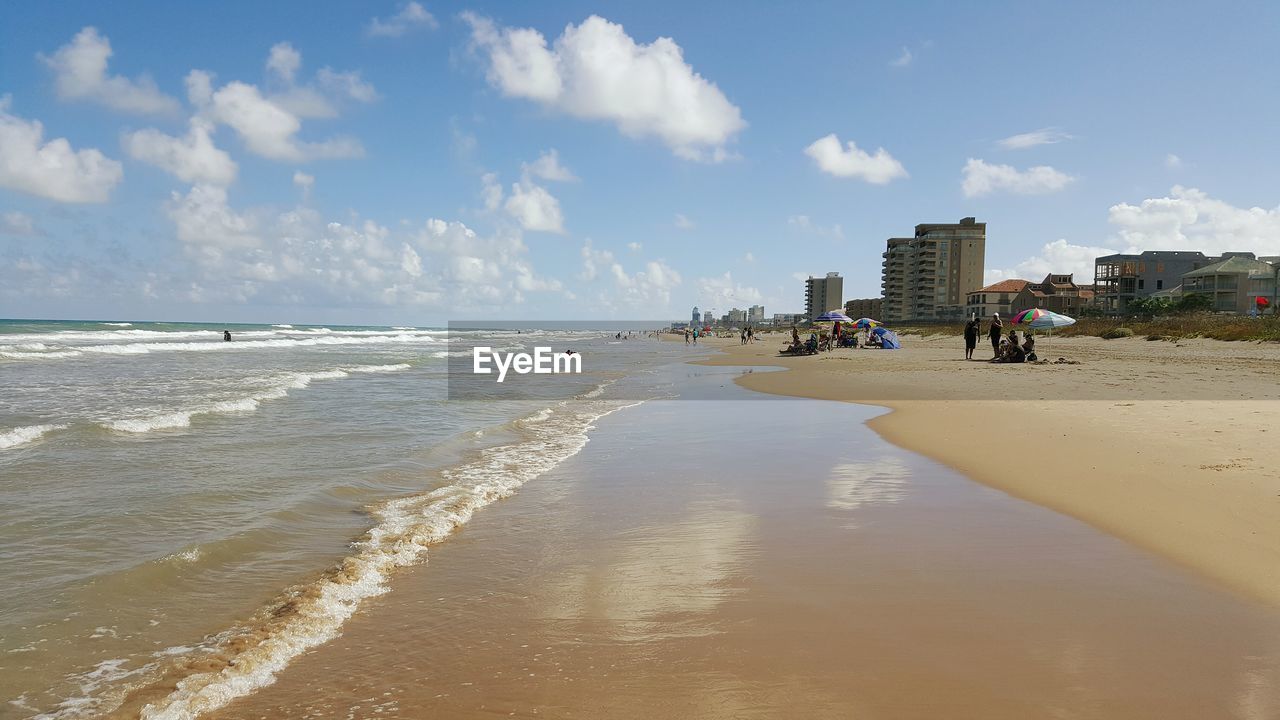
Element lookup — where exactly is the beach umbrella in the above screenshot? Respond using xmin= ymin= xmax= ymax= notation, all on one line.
xmin=1012 ymin=310 xmax=1075 ymax=355
xmin=814 ymin=311 xmax=853 ymax=322
xmin=870 ymin=326 xmax=901 ymax=349
xmin=853 ymin=317 xmax=880 ymax=329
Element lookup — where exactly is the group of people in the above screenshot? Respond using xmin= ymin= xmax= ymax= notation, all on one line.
xmin=963 ymin=313 xmax=1036 ymax=363
xmin=683 ymin=327 xmax=699 ymax=344
xmin=739 ymin=326 xmax=755 ymax=344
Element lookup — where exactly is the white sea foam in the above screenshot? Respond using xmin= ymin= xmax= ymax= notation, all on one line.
xmin=102 ymin=364 xmax=410 ymax=434
xmin=0 ymin=423 xmax=67 ymax=449
xmin=102 ymin=322 xmax=133 ymax=327
xmin=271 ymin=324 xmax=293 ymax=329
xmin=136 ymin=395 xmax=641 ymax=720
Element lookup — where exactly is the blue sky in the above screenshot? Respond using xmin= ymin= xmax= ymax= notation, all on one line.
xmin=2 ymin=0 xmax=1280 ymax=324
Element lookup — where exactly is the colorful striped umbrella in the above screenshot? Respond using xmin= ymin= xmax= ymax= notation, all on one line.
xmin=854 ymin=317 xmax=880 ymax=329
xmin=1010 ymin=308 xmax=1048 ymax=324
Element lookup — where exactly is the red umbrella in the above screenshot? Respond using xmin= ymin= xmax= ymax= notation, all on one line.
xmin=1257 ymin=297 xmax=1270 ymax=307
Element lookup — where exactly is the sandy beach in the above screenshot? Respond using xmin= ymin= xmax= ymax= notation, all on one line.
xmin=196 ymin=364 xmax=1280 ymax=719
xmin=697 ymin=332 xmax=1280 ymax=607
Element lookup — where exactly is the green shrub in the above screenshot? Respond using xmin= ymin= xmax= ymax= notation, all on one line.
xmin=1101 ymin=327 xmax=1134 ymax=339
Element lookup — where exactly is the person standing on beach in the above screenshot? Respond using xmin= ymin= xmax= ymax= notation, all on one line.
xmin=684 ymin=328 xmax=690 ymax=345
xmin=964 ymin=316 xmax=978 ymax=360
xmin=988 ymin=313 xmax=1002 ymax=358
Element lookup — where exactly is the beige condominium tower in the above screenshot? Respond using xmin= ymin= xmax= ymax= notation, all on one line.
xmin=804 ymin=272 xmax=844 ymax=321
xmin=881 ymin=217 xmax=986 ymax=322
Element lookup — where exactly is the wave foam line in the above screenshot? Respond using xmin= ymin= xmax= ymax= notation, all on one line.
xmin=135 ymin=398 xmax=640 ymax=720
xmin=0 ymin=423 xmax=68 ymax=450
xmin=104 ymin=364 xmax=410 ymax=434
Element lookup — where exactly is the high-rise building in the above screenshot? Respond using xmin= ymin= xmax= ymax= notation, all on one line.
xmin=881 ymin=217 xmax=986 ymax=322
xmin=727 ymin=308 xmax=747 ymax=324
xmin=804 ymin=272 xmax=843 ymax=321
xmin=748 ymin=305 xmax=764 ymax=323
xmin=691 ymin=306 xmax=700 ymax=324
xmin=844 ymin=298 xmax=882 ymax=320
xmin=703 ymin=310 xmax=713 ymax=325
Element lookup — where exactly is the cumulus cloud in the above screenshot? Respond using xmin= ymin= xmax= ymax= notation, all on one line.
xmin=804 ymin=133 xmax=907 ymax=184
xmin=123 ymin=119 xmax=237 ymax=185
xmin=367 ymin=2 xmax=439 ymax=37
xmin=504 ymin=178 xmax=565 ymax=233
xmin=1108 ymin=186 xmax=1280 ymax=257
xmin=264 ymin=43 xmax=378 ymax=119
xmin=788 ymin=214 xmax=844 ymax=240
xmin=292 ymin=170 xmax=314 ymax=200
xmin=743 ymin=251 xmax=755 ymax=263
xmin=674 ymin=213 xmax=694 ymax=230
xmin=889 ymin=47 xmax=912 ymax=67
xmin=627 ymin=242 xmax=642 ymax=252
xmin=996 ymin=127 xmax=1072 ymax=150
xmin=1165 ymin=153 xmax=1182 ymax=169
xmin=698 ymin=271 xmax=762 ymax=309
xmin=984 ymin=239 xmax=1117 ymax=286
xmin=187 ymin=69 xmax=363 ymax=162
xmin=464 ymin=13 xmax=745 ymax=161
xmin=0 ymin=98 xmax=123 ymax=203
xmin=40 ymin=27 xmax=180 ymax=115
xmin=961 ymin=158 xmax=1075 ymax=197
xmin=524 ymin=148 xmax=577 ymax=181
xmin=578 ymin=240 xmax=680 ymax=306
xmin=154 ymin=186 xmax=562 ymax=309
xmin=0 ymin=211 xmax=41 ymax=236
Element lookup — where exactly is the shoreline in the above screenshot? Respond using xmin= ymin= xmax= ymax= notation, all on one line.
xmin=693 ymin=333 xmax=1280 ymax=608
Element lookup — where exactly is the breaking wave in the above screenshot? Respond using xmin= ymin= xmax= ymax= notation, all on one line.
xmin=0 ymin=423 xmax=67 ymax=450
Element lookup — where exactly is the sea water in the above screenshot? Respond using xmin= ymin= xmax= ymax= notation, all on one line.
xmin=0 ymin=319 xmax=680 ymax=718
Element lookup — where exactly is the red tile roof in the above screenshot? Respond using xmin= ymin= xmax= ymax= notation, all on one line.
xmin=972 ymin=279 xmax=1030 ymax=294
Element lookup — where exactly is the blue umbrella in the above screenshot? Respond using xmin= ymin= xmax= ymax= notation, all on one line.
xmin=870 ymin=326 xmax=901 ymax=349
xmin=814 ymin=311 xmax=853 ymax=322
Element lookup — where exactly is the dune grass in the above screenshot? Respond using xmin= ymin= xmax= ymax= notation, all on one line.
xmin=895 ymin=315 xmax=1280 ymax=342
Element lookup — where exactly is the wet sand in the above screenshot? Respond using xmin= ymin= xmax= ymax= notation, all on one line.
xmin=208 ymin=366 xmax=1280 ymax=719
xmin=697 ymin=333 xmax=1280 ymax=607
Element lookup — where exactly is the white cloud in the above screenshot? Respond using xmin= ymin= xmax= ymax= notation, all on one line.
xmin=743 ymin=251 xmax=755 ymax=263
xmin=1165 ymin=153 xmax=1182 ymax=169
xmin=996 ymin=127 xmax=1072 ymax=150
xmin=0 ymin=98 xmax=123 ymax=203
xmin=154 ymin=186 xmax=562 ymax=309
xmin=961 ymin=158 xmax=1075 ymax=197
xmin=263 ymin=43 xmax=378 ymax=119
xmin=367 ymin=2 xmax=439 ymax=37
xmin=40 ymin=27 xmax=179 ymax=115
xmin=524 ymin=148 xmax=577 ymax=181
xmin=787 ymin=214 xmax=844 ymax=240
xmin=0 ymin=211 xmax=41 ymax=236
xmin=266 ymin=42 xmax=302 ymax=84
xmin=480 ymin=173 xmax=504 ymax=212
xmin=627 ymin=242 xmax=642 ymax=252
xmin=504 ymin=179 xmax=564 ymax=233
xmin=698 ymin=271 xmax=762 ymax=308
xmin=1108 ymin=186 xmax=1280 ymax=258
xmin=292 ymin=171 xmax=314 ymax=200
xmin=611 ymin=258 xmax=682 ymax=307
xmin=189 ymin=71 xmax=363 ymax=162
xmin=984 ymin=239 xmax=1117 ymax=286
xmin=464 ymin=13 xmax=745 ymax=162
xmin=890 ymin=46 xmax=912 ymax=67
xmin=123 ymin=119 xmax=237 ymax=185
xmin=804 ymin=133 xmax=907 ymax=184
xmin=674 ymin=213 xmax=694 ymax=230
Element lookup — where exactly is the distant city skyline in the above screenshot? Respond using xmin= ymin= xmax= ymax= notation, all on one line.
xmin=3 ymin=1 xmax=1280 ymax=324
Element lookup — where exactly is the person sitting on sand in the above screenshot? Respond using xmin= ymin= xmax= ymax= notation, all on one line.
xmin=1005 ymin=330 xmax=1026 ymax=363
xmin=1023 ymin=333 xmax=1036 ymax=362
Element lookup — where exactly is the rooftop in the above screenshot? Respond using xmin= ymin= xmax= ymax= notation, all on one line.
xmin=970 ymin=279 xmax=1030 ymax=294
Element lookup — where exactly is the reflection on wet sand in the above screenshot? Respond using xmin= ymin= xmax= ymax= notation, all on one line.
xmin=826 ymin=457 xmax=910 ymax=524
xmin=542 ymin=502 xmax=755 ymax=641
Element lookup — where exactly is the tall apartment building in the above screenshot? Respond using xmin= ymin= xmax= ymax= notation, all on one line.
xmin=703 ymin=310 xmax=713 ymax=325
xmin=691 ymin=306 xmax=700 ymax=324
xmin=881 ymin=217 xmax=986 ymax=322
xmin=804 ymin=272 xmax=843 ymax=320
xmin=748 ymin=305 xmax=765 ymax=323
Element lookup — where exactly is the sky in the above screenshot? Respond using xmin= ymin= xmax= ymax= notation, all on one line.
xmin=2 ymin=0 xmax=1280 ymax=325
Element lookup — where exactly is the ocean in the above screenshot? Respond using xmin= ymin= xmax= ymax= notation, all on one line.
xmin=0 ymin=319 xmax=680 ymax=718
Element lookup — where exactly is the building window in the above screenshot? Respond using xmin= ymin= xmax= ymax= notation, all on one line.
xmin=1138 ymin=279 xmax=1145 ymax=290
xmin=1157 ymin=280 xmax=1164 ymax=290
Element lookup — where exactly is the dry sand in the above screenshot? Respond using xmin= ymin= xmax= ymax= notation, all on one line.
xmin=697 ymin=332 xmax=1280 ymax=606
